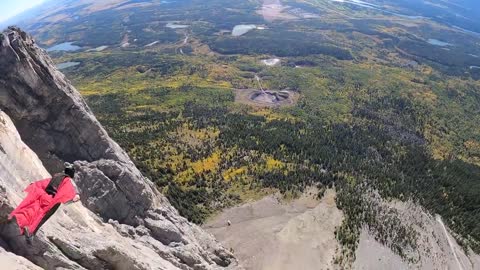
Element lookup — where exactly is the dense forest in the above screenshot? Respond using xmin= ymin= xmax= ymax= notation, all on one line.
xmin=68 ymin=35 xmax=480 ymax=263
xmin=208 ymin=30 xmax=353 ymax=59
xmin=30 ymin=0 xmax=480 ymax=265
xmin=85 ymin=79 xmax=480 ymax=262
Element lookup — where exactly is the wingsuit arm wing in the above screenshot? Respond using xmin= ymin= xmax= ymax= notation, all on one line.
xmin=55 ymin=177 xmax=78 ymax=204
xmin=69 ymin=178 xmax=80 ymax=195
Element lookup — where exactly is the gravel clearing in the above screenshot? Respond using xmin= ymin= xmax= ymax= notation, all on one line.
xmin=205 ymin=189 xmax=343 ymax=270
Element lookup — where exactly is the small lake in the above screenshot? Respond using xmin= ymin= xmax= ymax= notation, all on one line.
xmin=428 ymin=39 xmax=451 ymax=47
xmin=470 ymin=66 xmax=480 ymax=69
xmin=57 ymin=61 xmax=80 ymax=70
xmin=46 ymin=42 xmax=81 ymax=52
xmin=232 ymin=25 xmax=257 ymax=36
xmin=166 ymin=22 xmax=189 ymax=29
xmin=262 ymin=58 xmax=280 ymax=66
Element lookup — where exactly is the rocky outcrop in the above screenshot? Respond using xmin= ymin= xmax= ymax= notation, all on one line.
xmin=0 ymin=247 xmax=41 ymax=270
xmin=0 ymin=115 xmax=43 ymax=270
xmin=0 ymin=27 xmax=238 ymax=269
xmin=352 ymin=196 xmax=480 ymax=270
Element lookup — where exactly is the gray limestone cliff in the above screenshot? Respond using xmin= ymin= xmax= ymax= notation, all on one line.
xmin=0 ymin=27 xmax=239 ymax=270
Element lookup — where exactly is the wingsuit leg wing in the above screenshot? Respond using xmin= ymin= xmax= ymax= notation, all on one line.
xmin=9 ymin=177 xmax=77 ymax=235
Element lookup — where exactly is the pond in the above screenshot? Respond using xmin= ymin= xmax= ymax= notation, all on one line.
xmin=46 ymin=42 xmax=81 ymax=52
xmin=57 ymin=61 xmax=80 ymax=70
xmin=428 ymin=39 xmax=451 ymax=47
xmin=261 ymin=58 xmax=280 ymax=66
xmin=232 ymin=25 xmax=257 ymax=36
xmin=166 ymin=22 xmax=189 ymax=29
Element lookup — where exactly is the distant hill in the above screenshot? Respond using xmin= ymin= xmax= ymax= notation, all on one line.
xmin=4 ymin=0 xmax=480 ymax=46
xmin=390 ymin=0 xmax=480 ymax=33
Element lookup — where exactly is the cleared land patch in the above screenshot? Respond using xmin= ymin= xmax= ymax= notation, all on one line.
xmin=234 ymin=89 xmax=299 ymax=107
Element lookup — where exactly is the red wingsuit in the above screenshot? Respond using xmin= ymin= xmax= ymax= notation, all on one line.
xmin=9 ymin=177 xmax=77 ymax=235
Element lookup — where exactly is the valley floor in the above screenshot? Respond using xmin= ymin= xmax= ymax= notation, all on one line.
xmin=204 ymin=189 xmax=343 ymax=270
xmin=205 ymin=189 xmax=480 ymax=270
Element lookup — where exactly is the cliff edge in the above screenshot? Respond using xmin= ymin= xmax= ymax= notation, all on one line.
xmin=0 ymin=27 xmax=239 ymax=270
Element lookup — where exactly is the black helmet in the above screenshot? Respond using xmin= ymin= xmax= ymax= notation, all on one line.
xmin=64 ymin=162 xmax=75 ymax=178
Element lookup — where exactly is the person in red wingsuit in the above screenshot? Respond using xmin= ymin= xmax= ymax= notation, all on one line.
xmin=9 ymin=163 xmax=80 ymax=243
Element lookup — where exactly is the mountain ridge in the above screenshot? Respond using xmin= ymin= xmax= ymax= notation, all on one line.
xmin=0 ymin=26 xmax=239 ymax=270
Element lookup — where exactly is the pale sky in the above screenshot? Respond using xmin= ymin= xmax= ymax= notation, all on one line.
xmin=0 ymin=0 xmax=45 ymax=23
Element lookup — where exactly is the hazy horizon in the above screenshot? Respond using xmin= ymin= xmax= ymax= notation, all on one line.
xmin=0 ymin=0 xmax=45 ymax=23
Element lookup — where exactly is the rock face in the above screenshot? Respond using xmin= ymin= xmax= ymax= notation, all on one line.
xmin=0 ymin=27 xmax=238 ymax=269
xmin=0 ymin=247 xmax=42 ymax=270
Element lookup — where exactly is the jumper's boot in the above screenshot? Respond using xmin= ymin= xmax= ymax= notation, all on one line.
xmin=24 ymin=227 xmax=34 ymax=245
